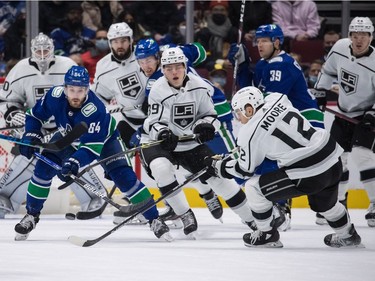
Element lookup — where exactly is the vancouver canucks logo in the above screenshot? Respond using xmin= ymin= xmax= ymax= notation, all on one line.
xmin=116 ymin=72 xmax=143 ymax=99
xmin=340 ymin=68 xmax=358 ymax=95
xmin=172 ymin=103 xmax=195 ymax=129
xmin=82 ymin=102 xmax=97 ymax=117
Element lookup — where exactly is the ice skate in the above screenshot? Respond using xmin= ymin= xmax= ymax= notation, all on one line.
xmin=159 ymin=204 xmax=183 ymax=229
xmin=113 ymin=211 xmax=148 ymax=225
xmin=180 ymin=209 xmax=198 ymax=238
xmin=150 ymin=218 xmax=174 ymax=241
xmin=273 ymin=204 xmax=291 ymax=232
xmin=14 ymin=213 xmax=40 ymax=241
xmin=243 ymin=228 xmax=283 ymax=248
xmin=200 ymin=190 xmax=223 ymax=222
xmin=324 ymin=224 xmax=364 ymax=248
xmin=245 ymin=220 xmax=258 ymax=231
xmin=365 ymin=202 xmax=375 ymax=227
xmin=315 ymin=213 xmax=328 ymax=225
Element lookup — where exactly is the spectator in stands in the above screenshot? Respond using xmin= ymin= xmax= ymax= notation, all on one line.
xmin=82 ymin=1 xmax=123 ymax=31
xmin=305 ymin=59 xmax=323 ymax=88
xmin=81 ymin=28 xmax=109 ymax=77
xmin=3 ymin=7 xmax=26 ymax=61
xmin=50 ymin=2 xmax=95 ymax=59
xmin=208 ymin=60 xmax=229 ymax=100
xmin=39 ymin=1 xmax=69 ymax=35
xmin=115 ymin=9 xmax=148 ymax=44
xmin=272 ymin=0 xmax=321 ymax=52
xmin=323 ymin=30 xmax=340 ymax=60
xmin=228 ymin=1 xmax=272 ymax=45
xmin=196 ymin=0 xmax=237 ymax=68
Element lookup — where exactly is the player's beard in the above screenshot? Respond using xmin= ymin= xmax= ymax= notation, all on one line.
xmin=112 ymin=47 xmax=132 ymax=61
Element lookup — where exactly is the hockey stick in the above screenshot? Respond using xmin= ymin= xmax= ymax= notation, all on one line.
xmin=231 ymin=0 xmax=246 ymax=97
xmin=74 ymin=185 xmax=117 ymax=220
xmin=57 ymin=134 xmax=198 ymax=190
xmin=0 ymin=125 xmax=24 ymax=132
xmin=68 ymin=166 xmax=209 ymax=247
xmin=323 ymin=106 xmax=360 ymax=125
xmin=33 ymin=152 xmax=152 ymax=216
xmin=108 ymin=104 xmax=142 ymax=114
xmin=0 ymin=122 xmax=88 ymax=151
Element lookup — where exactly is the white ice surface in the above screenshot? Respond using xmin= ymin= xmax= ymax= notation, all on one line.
xmin=1 ymin=208 xmax=374 ymax=281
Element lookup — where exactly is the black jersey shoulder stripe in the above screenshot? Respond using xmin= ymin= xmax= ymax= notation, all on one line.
xmin=10 ymin=73 xmax=37 ymax=85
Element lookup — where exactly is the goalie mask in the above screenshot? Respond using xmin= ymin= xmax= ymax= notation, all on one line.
xmin=31 ymin=33 xmax=55 ymax=73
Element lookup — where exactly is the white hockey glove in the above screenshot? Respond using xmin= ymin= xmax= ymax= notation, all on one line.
xmin=204 ymin=155 xmax=234 ymax=179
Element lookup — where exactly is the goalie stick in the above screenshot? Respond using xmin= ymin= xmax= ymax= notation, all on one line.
xmin=57 ymin=134 xmax=199 ymax=190
xmin=68 ymin=166 xmax=210 ymax=247
xmin=74 ymin=185 xmax=117 ymax=220
xmin=33 ymin=152 xmax=152 ymax=217
xmin=0 ymin=122 xmax=88 ymax=151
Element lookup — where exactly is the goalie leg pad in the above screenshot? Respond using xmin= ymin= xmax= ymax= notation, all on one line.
xmin=0 ymin=155 xmax=35 ymax=214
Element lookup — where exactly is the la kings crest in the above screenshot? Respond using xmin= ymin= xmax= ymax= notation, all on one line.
xmin=340 ymin=68 xmax=358 ymax=95
xmin=116 ymin=72 xmax=143 ymax=99
xmin=33 ymin=85 xmax=54 ymax=100
xmin=172 ymin=102 xmax=195 ymax=129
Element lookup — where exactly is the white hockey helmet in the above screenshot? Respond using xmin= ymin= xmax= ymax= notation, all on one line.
xmin=30 ymin=32 xmax=55 ymax=73
xmin=161 ymin=47 xmax=187 ymax=69
xmin=107 ymin=22 xmax=133 ymax=41
xmin=232 ymin=86 xmax=264 ymax=119
xmin=349 ymin=17 xmax=374 ymax=35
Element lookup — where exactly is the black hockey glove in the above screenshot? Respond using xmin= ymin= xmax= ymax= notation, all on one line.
xmin=361 ymin=109 xmax=375 ymax=130
xmin=19 ymin=131 xmax=43 ymax=159
xmin=310 ymin=88 xmax=327 ymax=110
xmin=157 ymin=129 xmax=178 ymax=152
xmin=58 ymin=157 xmax=80 ymax=182
xmin=203 ymin=155 xmax=234 ymax=179
xmin=193 ymin=123 xmax=215 ymax=144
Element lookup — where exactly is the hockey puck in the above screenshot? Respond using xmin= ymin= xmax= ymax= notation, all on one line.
xmin=65 ymin=213 xmax=76 ymax=220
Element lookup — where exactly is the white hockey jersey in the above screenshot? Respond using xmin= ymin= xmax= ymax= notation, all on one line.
xmin=0 ymin=56 xmax=76 ymax=112
xmin=316 ymin=38 xmax=375 ymax=116
xmin=91 ymin=53 xmax=148 ymax=129
xmin=228 ymin=93 xmax=343 ymax=180
xmin=142 ymin=72 xmax=220 ymax=152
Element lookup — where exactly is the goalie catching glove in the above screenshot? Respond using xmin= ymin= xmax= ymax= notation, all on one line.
xmin=204 ymin=155 xmax=234 ymax=179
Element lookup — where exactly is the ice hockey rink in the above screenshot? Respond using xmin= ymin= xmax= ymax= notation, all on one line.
xmin=0 ymin=207 xmax=374 ymax=281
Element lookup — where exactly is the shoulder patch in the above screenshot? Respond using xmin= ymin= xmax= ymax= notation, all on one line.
xmin=82 ymin=102 xmax=97 ymax=117
xmin=51 ymin=87 xmax=64 ymax=98
xmin=269 ymin=57 xmax=283 ymax=64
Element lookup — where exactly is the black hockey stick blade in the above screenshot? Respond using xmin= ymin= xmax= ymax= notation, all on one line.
xmin=0 ymin=121 xmax=88 ymax=151
xmin=75 ymin=186 xmax=116 ymax=220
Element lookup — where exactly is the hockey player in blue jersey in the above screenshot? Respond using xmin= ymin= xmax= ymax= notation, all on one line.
xmin=14 ymin=66 xmax=172 ymax=241
xmin=228 ymin=24 xmax=325 ymax=225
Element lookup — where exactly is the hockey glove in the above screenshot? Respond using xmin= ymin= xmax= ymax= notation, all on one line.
xmin=309 ymin=88 xmax=327 ymax=110
xmin=19 ymin=131 xmax=43 ymax=159
xmin=227 ymin=43 xmax=249 ymax=67
xmin=129 ymin=127 xmax=142 ymax=148
xmin=4 ymin=107 xmax=26 ymax=128
xmin=204 ymin=155 xmax=234 ymax=179
xmin=157 ymin=129 xmax=178 ymax=152
xmin=361 ymin=109 xmax=375 ymax=130
xmin=193 ymin=123 xmax=215 ymax=144
xmin=60 ymin=157 xmax=80 ymax=181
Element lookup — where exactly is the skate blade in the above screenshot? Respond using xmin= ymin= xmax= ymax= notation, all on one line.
xmin=166 ymin=219 xmax=183 ymax=229
xmin=244 ymin=241 xmax=284 ymax=248
xmin=185 ymin=231 xmax=198 ymax=240
xmin=366 ymin=219 xmax=375 ymax=227
xmin=218 ymin=217 xmax=223 ymax=223
xmin=160 ymin=232 xmax=174 ymax=242
xmin=15 ymin=233 xmax=29 ymax=241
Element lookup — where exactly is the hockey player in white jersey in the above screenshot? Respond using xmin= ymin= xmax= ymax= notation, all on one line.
xmin=315 ymin=17 xmax=375 ymax=227
xmin=140 ymin=48 xmax=256 ymax=237
xmin=92 ymin=22 xmax=148 ymax=147
xmin=205 ymin=86 xmax=363 ymax=248
xmin=0 ymin=33 xmax=106 ymax=218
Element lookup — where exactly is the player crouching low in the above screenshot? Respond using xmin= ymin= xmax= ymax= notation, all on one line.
xmin=205 ymin=86 xmax=363 ymax=248
xmin=14 ymin=66 xmax=172 ymax=242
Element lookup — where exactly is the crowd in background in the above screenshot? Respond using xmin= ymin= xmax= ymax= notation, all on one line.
xmin=0 ymin=0 xmax=370 ymax=93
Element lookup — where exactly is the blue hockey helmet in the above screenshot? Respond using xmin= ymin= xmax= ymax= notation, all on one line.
xmin=135 ymin=38 xmax=160 ymax=60
xmin=64 ymin=66 xmax=90 ymax=88
xmin=255 ymin=24 xmax=284 ymax=45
